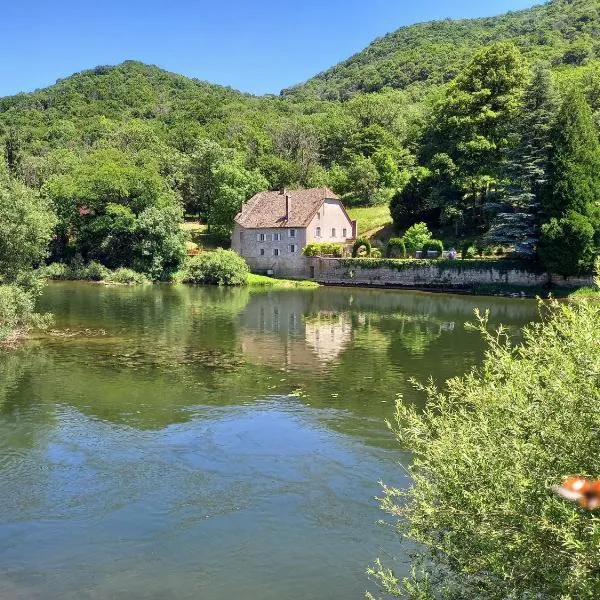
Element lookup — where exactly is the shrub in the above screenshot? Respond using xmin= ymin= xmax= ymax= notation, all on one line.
xmin=82 ymin=261 xmax=110 ymax=281
xmin=461 ymin=241 xmax=477 ymax=259
xmin=0 ymin=284 xmax=50 ymax=342
xmin=183 ymin=249 xmax=249 ymax=286
xmin=386 ymin=238 xmax=406 ymax=258
xmin=352 ymin=237 xmax=372 ymax=257
xmin=538 ymin=211 xmax=596 ymax=276
xmin=105 ymin=268 xmax=149 ymax=285
xmin=371 ymin=300 xmax=600 ymax=599
xmin=422 ymin=239 xmax=444 ymax=257
xmin=370 ymin=248 xmax=382 ymax=258
xmin=402 ymin=222 xmax=432 ymax=253
xmin=303 ymin=242 xmax=344 ymax=257
xmin=42 ymin=262 xmax=71 ymax=280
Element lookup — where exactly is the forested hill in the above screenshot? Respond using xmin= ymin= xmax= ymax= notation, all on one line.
xmin=283 ymin=0 xmax=600 ymax=99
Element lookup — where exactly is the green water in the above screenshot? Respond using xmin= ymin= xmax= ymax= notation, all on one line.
xmin=0 ymin=283 xmax=539 ymax=599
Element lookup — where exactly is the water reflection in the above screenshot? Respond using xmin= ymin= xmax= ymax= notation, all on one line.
xmin=0 ymin=283 xmax=540 ymax=600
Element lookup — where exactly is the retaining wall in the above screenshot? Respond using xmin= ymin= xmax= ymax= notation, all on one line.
xmin=257 ymin=256 xmax=594 ymax=289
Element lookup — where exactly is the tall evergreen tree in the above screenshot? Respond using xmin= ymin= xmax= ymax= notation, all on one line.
xmin=486 ymin=65 xmax=559 ymax=251
xmin=541 ymin=87 xmax=600 ymax=220
xmin=538 ymin=88 xmax=600 ymax=274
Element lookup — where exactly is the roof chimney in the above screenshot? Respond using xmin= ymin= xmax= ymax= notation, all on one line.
xmin=285 ymin=193 xmax=290 ymax=221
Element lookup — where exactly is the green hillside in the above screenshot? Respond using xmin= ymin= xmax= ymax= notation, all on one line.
xmin=283 ymin=0 xmax=600 ymax=99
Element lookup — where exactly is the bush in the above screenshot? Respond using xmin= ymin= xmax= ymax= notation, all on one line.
xmin=461 ymin=241 xmax=477 ymax=259
xmin=352 ymin=237 xmax=372 ymax=257
xmin=303 ymin=242 xmax=344 ymax=257
xmin=402 ymin=222 xmax=432 ymax=253
xmin=105 ymin=268 xmax=149 ymax=285
xmin=183 ymin=249 xmax=249 ymax=286
xmin=0 ymin=284 xmax=50 ymax=342
xmin=538 ymin=211 xmax=596 ymax=276
xmin=42 ymin=260 xmax=110 ymax=281
xmin=371 ymin=300 xmax=600 ymax=599
xmin=370 ymin=248 xmax=382 ymax=258
xmin=385 ymin=238 xmax=406 ymax=258
xmin=422 ymin=239 xmax=444 ymax=257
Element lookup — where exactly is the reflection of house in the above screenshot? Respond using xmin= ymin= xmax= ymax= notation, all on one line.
xmin=304 ymin=314 xmax=353 ymax=363
xmin=231 ymin=188 xmax=357 ymax=276
xmin=238 ymin=296 xmax=353 ymax=370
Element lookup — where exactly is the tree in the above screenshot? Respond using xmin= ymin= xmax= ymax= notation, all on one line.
xmin=538 ymin=88 xmax=600 ymax=274
xmin=370 ymin=300 xmax=600 ymax=600
xmin=540 ymin=87 xmax=600 ymax=220
xmin=42 ymin=149 xmax=186 ymax=279
xmin=0 ymin=165 xmax=56 ymax=285
xmin=0 ymin=165 xmax=56 ymax=342
xmin=426 ymin=43 xmax=528 ymax=220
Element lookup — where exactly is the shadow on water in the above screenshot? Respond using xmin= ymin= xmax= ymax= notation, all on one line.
xmin=0 ymin=282 xmax=540 ymax=600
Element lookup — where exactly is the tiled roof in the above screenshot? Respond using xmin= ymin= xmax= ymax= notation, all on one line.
xmin=235 ymin=188 xmax=339 ymax=229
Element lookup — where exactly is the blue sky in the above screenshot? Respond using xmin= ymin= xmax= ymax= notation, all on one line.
xmin=2 ymin=0 xmax=541 ymax=97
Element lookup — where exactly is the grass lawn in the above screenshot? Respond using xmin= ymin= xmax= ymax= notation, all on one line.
xmin=247 ymin=274 xmax=319 ymax=289
xmin=347 ymin=205 xmax=393 ymax=236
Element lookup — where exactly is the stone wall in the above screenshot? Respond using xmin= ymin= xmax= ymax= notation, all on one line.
xmin=259 ymin=256 xmax=594 ymax=289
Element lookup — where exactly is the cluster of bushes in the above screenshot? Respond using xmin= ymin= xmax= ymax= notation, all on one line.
xmin=461 ymin=241 xmax=506 ymax=259
xmin=42 ymin=261 xmax=149 ymax=285
xmin=303 ymin=242 xmax=345 ymax=257
xmin=182 ymin=249 xmax=249 ymax=286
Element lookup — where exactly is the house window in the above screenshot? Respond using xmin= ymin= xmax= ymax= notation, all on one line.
xmin=289 ymin=244 xmax=297 ymax=253
xmin=316 ymin=211 xmax=320 ymax=220
xmin=239 ymin=232 xmax=243 ymax=243
xmin=315 ymin=227 xmax=321 ymax=238
xmin=289 ymin=229 xmax=296 ymax=238
xmin=331 ymin=228 xmax=336 ymax=237
xmin=273 ymin=248 xmax=280 ymax=257
xmin=260 ymin=248 xmax=265 ymax=256
xmin=343 ymin=228 xmax=347 ymax=238
xmin=257 ymin=233 xmax=266 ymax=242
xmin=273 ymin=232 xmax=282 ymax=241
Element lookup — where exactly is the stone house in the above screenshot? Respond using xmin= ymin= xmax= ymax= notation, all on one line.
xmin=231 ymin=188 xmax=357 ymax=275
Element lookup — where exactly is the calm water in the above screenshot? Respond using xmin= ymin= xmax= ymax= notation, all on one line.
xmin=0 ymin=283 xmax=539 ymax=600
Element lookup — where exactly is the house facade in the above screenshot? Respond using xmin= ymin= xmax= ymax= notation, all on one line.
xmin=231 ymin=188 xmax=357 ymax=276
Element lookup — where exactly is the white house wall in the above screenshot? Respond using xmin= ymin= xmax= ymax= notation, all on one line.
xmin=306 ymin=199 xmax=354 ymax=244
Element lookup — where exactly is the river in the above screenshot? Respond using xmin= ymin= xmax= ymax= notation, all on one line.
xmin=0 ymin=282 xmax=539 ymax=599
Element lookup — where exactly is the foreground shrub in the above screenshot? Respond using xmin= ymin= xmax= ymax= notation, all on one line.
xmin=183 ymin=249 xmax=249 ymax=286
xmin=303 ymin=242 xmax=344 ymax=257
xmin=352 ymin=237 xmax=372 ymax=257
xmin=370 ymin=301 xmax=600 ymax=599
xmin=385 ymin=238 xmax=406 ymax=258
xmin=105 ymin=268 xmax=149 ymax=285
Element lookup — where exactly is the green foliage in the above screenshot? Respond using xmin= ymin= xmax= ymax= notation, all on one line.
xmin=352 ymin=237 xmax=372 ymax=257
xmin=372 ymin=300 xmax=600 ymax=599
xmin=183 ymin=249 xmax=249 ymax=286
xmin=285 ymin=0 xmax=600 ymax=100
xmin=105 ymin=268 xmax=150 ymax=285
xmin=461 ymin=240 xmax=476 ymax=259
xmin=0 ymin=284 xmax=51 ymax=343
xmin=0 ymin=165 xmax=56 ymax=342
xmin=42 ymin=260 xmax=110 ymax=281
xmin=402 ymin=223 xmax=432 ymax=253
xmin=303 ymin=242 xmax=344 ymax=257
xmin=41 ymin=150 xmax=186 ymax=279
xmin=541 ymin=87 xmax=600 ymax=220
xmin=422 ymin=239 xmax=444 ymax=256
xmin=0 ymin=166 xmax=56 ymax=285
xmin=538 ymin=211 xmax=596 ymax=276
xmin=386 ymin=238 xmax=406 ymax=258
xmin=246 ymin=273 xmax=319 ymax=288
